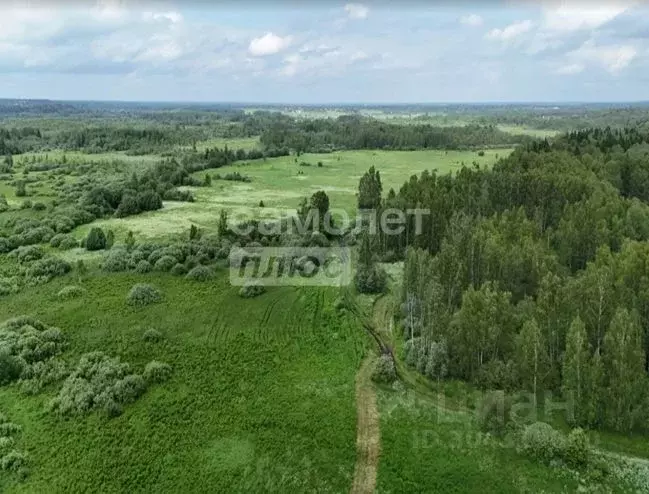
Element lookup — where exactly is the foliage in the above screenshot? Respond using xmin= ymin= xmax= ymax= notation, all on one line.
xmin=49 ymin=352 xmax=156 ymax=417
xmin=126 ymin=284 xmax=162 ymax=307
xmin=239 ymin=282 xmax=266 ymax=298
xmin=85 ymin=227 xmax=106 ymax=251
xmin=186 ymin=265 xmax=213 ymax=281
xmin=142 ymin=361 xmax=172 ymax=384
xmin=57 ymin=285 xmax=85 ymax=300
xmin=371 ymin=354 xmax=397 ymax=384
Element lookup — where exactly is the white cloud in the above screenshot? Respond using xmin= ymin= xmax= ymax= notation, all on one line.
xmin=248 ymin=32 xmax=292 ymax=57
xmin=556 ymin=63 xmax=585 ymax=75
xmin=541 ymin=2 xmax=632 ymax=33
xmin=486 ymin=20 xmax=533 ymax=41
xmin=566 ymin=39 xmax=637 ymax=74
xmin=344 ymin=3 xmax=369 ymax=20
xmin=460 ymin=14 xmax=483 ymax=27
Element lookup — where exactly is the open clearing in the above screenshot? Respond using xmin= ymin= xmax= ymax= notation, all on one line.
xmin=75 ymin=148 xmax=511 ymax=241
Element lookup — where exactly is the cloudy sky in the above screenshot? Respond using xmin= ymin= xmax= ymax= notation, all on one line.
xmin=0 ymin=0 xmax=647 ymax=103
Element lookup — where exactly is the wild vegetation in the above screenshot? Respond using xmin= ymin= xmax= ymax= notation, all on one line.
xmin=1 ymin=100 xmax=649 ymax=492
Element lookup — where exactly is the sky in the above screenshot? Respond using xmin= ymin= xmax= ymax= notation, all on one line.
xmin=0 ymin=0 xmax=648 ymax=103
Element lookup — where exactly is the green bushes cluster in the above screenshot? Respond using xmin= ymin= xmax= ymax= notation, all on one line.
xmin=0 ymin=413 xmax=27 ymax=480
xmin=49 ymin=352 xmax=170 ymax=418
xmin=519 ymin=422 xmax=590 ymax=468
xmin=50 ymin=233 xmax=78 ymax=250
xmin=0 ymin=317 xmax=67 ymax=389
xmin=26 ymin=257 xmax=71 ymax=281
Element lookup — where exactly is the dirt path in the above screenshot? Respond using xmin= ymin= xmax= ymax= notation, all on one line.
xmin=350 ymin=355 xmax=381 ymax=494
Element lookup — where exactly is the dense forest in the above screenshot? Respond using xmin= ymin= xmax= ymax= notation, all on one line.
xmin=355 ymin=125 xmax=649 ymax=434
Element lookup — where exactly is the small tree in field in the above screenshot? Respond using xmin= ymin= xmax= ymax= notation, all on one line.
xmin=85 ymin=227 xmax=107 ymax=251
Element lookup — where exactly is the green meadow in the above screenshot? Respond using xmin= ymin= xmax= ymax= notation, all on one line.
xmin=0 ymin=275 xmax=365 ymax=493
xmin=76 ymin=148 xmax=511 ymax=241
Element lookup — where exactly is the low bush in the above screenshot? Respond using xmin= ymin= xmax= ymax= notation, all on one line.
xmin=371 ymin=354 xmax=397 ymax=384
xmin=519 ymin=422 xmax=566 ymax=464
xmin=143 ymin=361 xmax=172 ymax=384
xmin=142 ymin=328 xmax=163 ymax=343
xmin=26 ymin=257 xmax=71 ymax=281
xmin=186 ymin=265 xmax=213 ymax=281
xmin=1 ymin=450 xmax=27 ymax=472
xmin=58 ymin=236 xmax=79 ymax=250
xmin=154 ymin=255 xmax=177 ymax=272
xmin=49 ymin=352 xmax=151 ymax=417
xmin=239 ymin=282 xmax=266 ymax=298
xmin=0 ymin=317 xmax=67 ymax=388
xmin=476 ymin=391 xmax=513 ymax=437
xmin=101 ymin=249 xmax=129 ymax=272
xmin=170 ymin=263 xmax=187 ymax=276
xmin=12 ymin=246 xmax=43 ymax=264
xmin=0 ymin=278 xmax=19 ymax=297
xmin=354 ymin=265 xmax=387 ymax=294
xmin=126 ymin=284 xmax=162 ymax=307
xmin=565 ymin=427 xmax=590 ymax=468
xmin=134 ymin=260 xmax=152 ymax=274
xmin=57 ymin=285 xmax=85 ymax=300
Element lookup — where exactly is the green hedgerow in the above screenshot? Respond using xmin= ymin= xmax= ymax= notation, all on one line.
xmin=143 ymin=361 xmax=172 ymax=384
xmin=126 ymin=284 xmax=162 ymax=307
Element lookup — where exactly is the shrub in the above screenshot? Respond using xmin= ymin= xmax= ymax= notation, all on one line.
xmin=0 ymin=317 xmax=67 ymax=386
xmin=101 ymin=249 xmax=129 ymax=272
xmin=239 ymin=282 xmax=266 ymax=298
xmin=354 ymin=265 xmax=387 ymax=294
xmin=142 ymin=328 xmax=163 ymax=343
xmin=154 ymin=255 xmax=177 ymax=272
xmin=27 ymin=257 xmax=71 ymax=281
xmin=58 ymin=236 xmax=79 ymax=250
xmin=565 ymin=428 xmax=590 ymax=468
xmin=126 ymin=284 xmax=162 ymax=307
xmin=170 ymin=263 xmax=187 ymax=276
xmin=1 ymin=450 xmax=27 ymax=472
xmin=85 ymin=227 xmax=106 ymax=251
xmin=134 ymin=260 xmax=152 ymax=274
xmin=476 ymin=391 xmax=512 ymax=437
xmin=519 ymin=422 xmax=566 ymax=464
xmin=49 ymin=352 xmax=152 ymax=417
xmin=49 ymin=233 xmax=65 ymax=248
xmin=143 ymin=361 xmax=172 ymax=384
xmin=57 ymin=285 xmax=85 ymax=300
xmin=13 ymin=246 xmax=43 ymax=264
xmin=371 ymin=354 xmax=397 ymax=384
xmin=0 ymin=278 xmax=19 ymax=297
xmin=186 ymin=265 xmax=213 ymax=281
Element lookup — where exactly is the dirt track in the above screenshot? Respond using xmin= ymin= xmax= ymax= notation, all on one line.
xmin=350 ymin=355 xmax=380 ymax=494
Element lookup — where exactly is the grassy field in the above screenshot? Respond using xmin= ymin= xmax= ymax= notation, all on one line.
xmin=76 ymin=148 xmax=511 ymax=241
xmin=0 ymin=273 xmax=366 ymax=493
